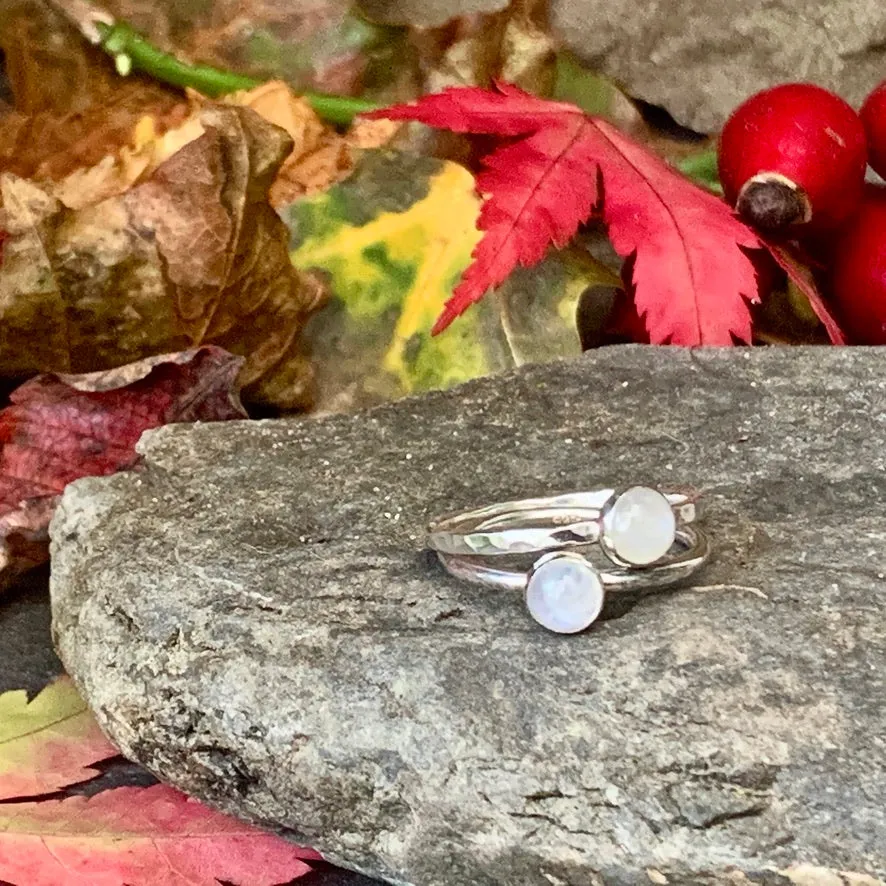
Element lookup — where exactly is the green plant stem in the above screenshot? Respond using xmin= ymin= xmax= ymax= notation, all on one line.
xmin=95 ymin=22 xmax=380 ymax=125
xmin=305 ymin=93 xmax=380 ymax=127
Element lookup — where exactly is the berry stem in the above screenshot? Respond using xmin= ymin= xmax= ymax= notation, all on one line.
xmin=95 ymin=22 xmax=380 ymax=125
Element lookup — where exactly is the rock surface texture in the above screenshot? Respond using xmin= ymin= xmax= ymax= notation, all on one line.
xmin=549 ymin=0 xmax=886 ymax=132
xmin=51 ymin=347 xmax=886 ymax=886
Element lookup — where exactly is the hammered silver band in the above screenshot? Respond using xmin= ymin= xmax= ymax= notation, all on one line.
xmin=428 ymin=487 xmax=697 ymax=561
xmin=436 ymin=525 xmax=709 ymax=592
xmin=427 ymin=485 xmax=710 ymax=634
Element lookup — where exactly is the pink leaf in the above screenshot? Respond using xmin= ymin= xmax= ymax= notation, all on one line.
xmin=0 ymin=784 xmax=317 ymax=886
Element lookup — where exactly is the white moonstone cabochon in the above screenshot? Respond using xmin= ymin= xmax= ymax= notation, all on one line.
xmin=602 ymin=486 xmax=676 ymax=566
xmin=525 ymin=555 xmax=605 ymax=633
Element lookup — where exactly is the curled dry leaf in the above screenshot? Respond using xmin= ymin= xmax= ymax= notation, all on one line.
xmin=123 ymin=105 xmax=325 ymax=407
xmin=0 ymin=0 xmax=188 ymax=181
xmin=0 ymin=82 xmax=190 ymax=187
xmin=0 ymin=105 xmax=325 ymax=409
xmin=220 ymin=81 xmax=401 ymax=205
xmin=51 ymin=82 xmax=400 ymax=213
xmin=0 ymin=346 xmax=246 ymax=592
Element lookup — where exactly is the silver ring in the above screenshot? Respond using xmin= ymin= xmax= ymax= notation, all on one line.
xmin=428 ymin=486 xmax=698 ymax=567
xmin=434 ymin=526 xmax=709 ymax=634
xmin=427 ymin=486 xmax=710 ymax=634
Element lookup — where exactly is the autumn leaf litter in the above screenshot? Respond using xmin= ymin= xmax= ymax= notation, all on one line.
xmin=0 ymin=9 xmax=860 ymax=885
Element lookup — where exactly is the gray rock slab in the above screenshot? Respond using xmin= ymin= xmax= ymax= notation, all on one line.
xmin=549 ymin=0 xmax=886 ymax=132
xmin=50 ymin=346 xmax=886 ymax=886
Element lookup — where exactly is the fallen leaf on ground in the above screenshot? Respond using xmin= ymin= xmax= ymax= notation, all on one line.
xmin=0 ymin=83 xmax=189 ymax=188
xmin=220 ymin=81 xmax=400 ymax=205
xmin=369 ymin=82 xmax=765 ymax=344
xmin=285 ymin=150 xmax=489 ymax=409
xmin=0 ymin=0 xmax=188 ymax=182
xmin=284 ymin=149 xmax=613 ymax=410
xmin=51 ymin=81 xmax=401 ymax=210
xmin=0 ymin=106 xmax=325 ymax=409
xmin=0 ymin=346 xmax=246 ymax=592
xmin=0 ymin=784 xmax=315 ymax=885
xmin=0 ymin=677 xmax=118 ymax=800
xmin=0 ymin=676 xmax=319 ymax=885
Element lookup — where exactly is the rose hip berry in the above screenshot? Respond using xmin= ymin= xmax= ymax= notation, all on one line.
xmin=830 ymin=184 xmax=886 ymax=344
xmin=719 ymin=83 xmax=868 ymax=236
xmin=860 ymin=80 xmax=886 ymax=179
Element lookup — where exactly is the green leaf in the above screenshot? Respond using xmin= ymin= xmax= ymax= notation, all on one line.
xmin=283 ymin=150 xmax=620 ymax=410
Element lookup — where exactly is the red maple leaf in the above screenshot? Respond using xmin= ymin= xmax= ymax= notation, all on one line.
xmin=369 ymin=82 xmax=768 ymax=345
xmin=0 ymin=784 xmax=316 ymax=886
xmin=0 ymin=347 xmax=247 ymax=591
xmin=0 ymin=678 xmax=320 ymax=885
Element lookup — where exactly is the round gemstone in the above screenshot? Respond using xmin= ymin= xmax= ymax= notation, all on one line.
xmin=602 ymin=486 xmax=676 ymax=566
xmin=525 ymin=555 xmax=605 ymax=634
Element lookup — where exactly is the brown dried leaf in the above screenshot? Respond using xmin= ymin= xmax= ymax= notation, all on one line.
xmin=0 ymin=106 xmax=324 ymax=410
xmin=218 ymin=81 xmax=398 ymax=202
xmin=48 ymin=82 xmax=400 ymax=212
xmin=0 ymin=0 xmax=187 ymax=182
xmin=0 ymin=89 xmax=187 ymax=184
xmin=126 ymin=105 xmax=326 ymax=406
xmin=224 ymin=81 xmax=327 ymax=152
xmin=222 ymin=81 xmax=338 ymax=203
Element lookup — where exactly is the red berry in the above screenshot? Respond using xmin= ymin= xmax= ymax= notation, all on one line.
xmin=830 ymin=184 xmax=886 ymax=344
xmin=860 ymin=80 xmax=886 ymax=179
xmin=719 ymin=83 xmax=867 ymax=236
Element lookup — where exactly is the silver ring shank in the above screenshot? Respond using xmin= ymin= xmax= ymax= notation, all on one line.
xmin=428 ymin=489 xmax=697 ymax=557
xmin=436 ymin=527 xmax=709 ymax=593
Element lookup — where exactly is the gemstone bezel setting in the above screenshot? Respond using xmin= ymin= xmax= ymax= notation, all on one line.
xmin=599 ymin=485 xmax=677 ymax=568
xmin=525 ymin=552 xmax=606 ymax=634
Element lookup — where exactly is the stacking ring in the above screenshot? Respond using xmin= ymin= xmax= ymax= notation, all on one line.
xmin=427 ymin=486 xmax=710 ymax=634
xmin=428 ymin=486 xmax=698 ymax=567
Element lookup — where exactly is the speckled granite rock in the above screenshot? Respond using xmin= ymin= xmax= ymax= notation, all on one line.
xmin=50 ymin=347 xmax=886 ymax=885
